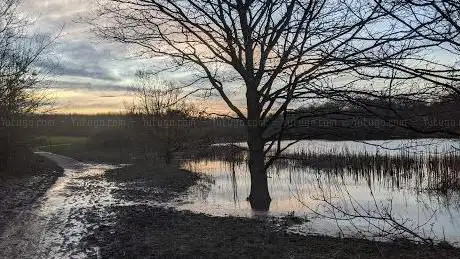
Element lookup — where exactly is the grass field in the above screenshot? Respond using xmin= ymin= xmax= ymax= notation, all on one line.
xmin=34 ymin=136 xmax=135 ymax=164
xmin=35 ymin=136 xmax=88 ymax=147
xmin=35 ymin=136 xmax=88 ymax=157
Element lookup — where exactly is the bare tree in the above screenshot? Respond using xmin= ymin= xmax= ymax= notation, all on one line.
xmin=346 ymin=0 xmax=460 ymax=137
xmin=378 ymin=0 xmax=460 ymax=90
xmin=129 ymin=71 xmax=205 ymax=163
xmin=382 ymin=1 xmax=459 ymax=51
xmin=0 ymin=0 xmax=52 ymax=168
xmin=296 ymin=175 xmax=439 ymax=245
xmin=132 ymin=71 xmax=186 ymax=116
xmin=93 ymin=0 xmax=456 ymax=210
xmin=0 ymin=0 xmax=50 ymax=116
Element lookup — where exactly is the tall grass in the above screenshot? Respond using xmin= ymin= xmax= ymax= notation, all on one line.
xmin=186 ymin=143 xmax=460 ymax=194
xmin=272 ymin=148 xmax=460 ymax=193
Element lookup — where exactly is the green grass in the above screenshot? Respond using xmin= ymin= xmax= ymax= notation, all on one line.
xmin=34 ymin=136 xmax=88 ymax=157
xmin=35 ymin=136 xmax=88 ymax=147
xmin=34 ymin=135 xmax=135 ymax=164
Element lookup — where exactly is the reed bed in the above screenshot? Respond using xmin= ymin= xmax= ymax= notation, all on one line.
xmin=187 ymin=143 xmax=460 ymax=194
xmin=183 ymin=144 xmax=247 ymax=163
xmin=272 ymin=148 xmax=460 ymax=193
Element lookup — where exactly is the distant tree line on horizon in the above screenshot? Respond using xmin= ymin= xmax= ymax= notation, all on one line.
xmin=24 ymin=90 xmax=460 ymax=142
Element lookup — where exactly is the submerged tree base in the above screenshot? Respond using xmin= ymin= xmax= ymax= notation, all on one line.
xmin=247 ymin=195 xmax=272 ymax=211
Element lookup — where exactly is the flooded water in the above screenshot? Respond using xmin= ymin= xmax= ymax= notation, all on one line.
xmin=233 ymin=138 xmax=460 ymax=155
xmin=0 ymin=153 xmax=123 ymax=258
xmin=0 ymin=152 xmax=189 ymax=258
xmin=2 ymin=141 xmax=459 ymax=257
xmin=180 ymin=139 xmax=460 ymax=246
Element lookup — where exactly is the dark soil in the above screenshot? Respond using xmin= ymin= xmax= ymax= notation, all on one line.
xmin=1 ymin=150 xmax=63 ymax=178
xmin=0 ymin=152 xmax=63 ymax=235
xmin=105 ymin=162 xmax=201 ymax=202
xmin=106 ymin=162 xmax=200 ymax=191
xmin=85 ymin=205 xmax=460 ymax=259
xmin=82 ymin=159 xmax=460 ymax=259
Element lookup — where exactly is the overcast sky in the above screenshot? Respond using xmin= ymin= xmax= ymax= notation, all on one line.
xmin=20 ymin=1 xmax=457 ymax=115
xmin=18 ymin=0 xmax=230 ymax=114
xmin=18 ymin=0 xmax=125 ymax=113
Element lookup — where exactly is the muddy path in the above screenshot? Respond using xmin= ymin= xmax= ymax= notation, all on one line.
xmin=0 ymin=152 xmax=122 ymax=258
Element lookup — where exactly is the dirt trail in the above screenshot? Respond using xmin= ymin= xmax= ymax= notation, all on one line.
xmin=0 ymin=152 xmax=120 ymax=258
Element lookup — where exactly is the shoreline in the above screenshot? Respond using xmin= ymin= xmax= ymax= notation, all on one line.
xmin=82 ymin=156 xmax=460 ymax=258
xmin=86 ymin=205 xmax=460 ymax=258
xmin=14 ymin=148 xmax=460 ymax=258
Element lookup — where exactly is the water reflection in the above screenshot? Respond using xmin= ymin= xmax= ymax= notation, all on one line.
xmin=180 ymin=139 xmax=460 ymax=245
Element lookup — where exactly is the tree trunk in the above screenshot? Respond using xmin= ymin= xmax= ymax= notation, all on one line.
xmin=245 ymin=80 xmax=271 ymax=211
xmin=247 ymin=127 xmax=271 ymax=211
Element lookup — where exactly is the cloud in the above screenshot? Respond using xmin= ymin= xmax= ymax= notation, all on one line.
xmin=42 ymin=80 xmax=135 ymax=93
xmin=20 ymin=0 xmax=238 ymax=115
xmin=45 ymin=87 xmax=132 ymax=114
xmin=44 ymin=86 xmax=234 ymax=115
xmin=18 ymin=0 xmax=150 ymax=115
xmin=39 ymin=41 xmax=122 ymax=81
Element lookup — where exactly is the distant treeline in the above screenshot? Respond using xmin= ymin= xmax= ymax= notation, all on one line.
xmin=7 ymin=99 xmax=456 ymax=144
xmin=14 ymin=113 xmax=245 ymax=143
xmin=267 ymin=93 xmax=460 ymax=140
